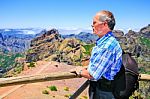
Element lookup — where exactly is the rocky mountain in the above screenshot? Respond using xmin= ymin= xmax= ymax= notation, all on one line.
xmin=26 ymin=29 xmax=92 ymax=65
xmin=26 ymin=25 xmax=150 ymax=67
xmin=113 ymin=25 xmax=150 ymax=61
xmin=140 ymin=24 xmax=150 ymax=37
xmin=112 ymin=25 xmax=150 ymax=75
xmin=0 ymin=28 xmax=94 ymax=53
xmin=0 ymin=28 xmax=45 ymax=53
xmin=62 ymin=32 xmax=98 ymax=44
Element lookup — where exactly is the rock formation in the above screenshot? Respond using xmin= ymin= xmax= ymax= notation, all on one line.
xmin=26 ymin=29 xmax=86 ymax=65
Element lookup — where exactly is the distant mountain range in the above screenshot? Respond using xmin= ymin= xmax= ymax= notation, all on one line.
xmin=0 ymin=28 xmax=94 ymax=53
xmin=0 ymin=28 xmax=46 ymax=53
xmin=0 ymin=25 xmax=150 ymax=53
xmin=62 ymin=32 xmax=98 ymax=43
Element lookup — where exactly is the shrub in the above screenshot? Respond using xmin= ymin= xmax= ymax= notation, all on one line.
xmin=47 ymin=85 xmax=57 ymax=91
xmin=42 ymin=90 xmax=49 ymax=94
xmin=64 ymin=94 xmax=72 ymax=98
xmin=64 ymin=86 xmax=69 ymax=91
xmin=27 ymin=62 xmax=35 ymax=67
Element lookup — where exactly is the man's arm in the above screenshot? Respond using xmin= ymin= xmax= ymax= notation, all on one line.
xmin=80 ymin=68 xmax=93 ymax=79
xmin=85 ymin=49 xmax=114 ymax=80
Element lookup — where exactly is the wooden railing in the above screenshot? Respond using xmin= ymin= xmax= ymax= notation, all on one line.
xmin=0 ymin=72 xmax=150 ymax=87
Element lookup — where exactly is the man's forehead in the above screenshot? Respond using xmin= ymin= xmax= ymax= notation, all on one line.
xmin=94 ymin=12 xmax=111 ymax=22
xmin=93 ymin=15 xmax=99 ymax=20
xmin=93 ymin=13 xmax=102 ymax=20
xmin=96 ymin=11 xmax=106 ymax=17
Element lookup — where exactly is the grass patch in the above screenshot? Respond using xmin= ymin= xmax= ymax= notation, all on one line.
xmin=64 ymin=86 xmax=69 ymax=91
xmin=47 ymin=85 xmax=57 ymax=91
xmin=64 ymin=94 xmax=72 ymax=98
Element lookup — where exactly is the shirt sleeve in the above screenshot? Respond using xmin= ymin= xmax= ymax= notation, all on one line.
xmin=87 ymin=48 xmax=114 ymax=81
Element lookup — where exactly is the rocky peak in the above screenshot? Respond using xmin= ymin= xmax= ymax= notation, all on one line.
xmin=26 ymin=29 xmax=88 ymax=65
xmin=140 ymin=25 xmax=150 ymax=38
xmin=113 ymin=30 xmax=124 ymax=37
xmin=125 ymin=30 xmax=139 ymax=38
xmin=30 ymin=29 xmax=63 ymax=47
xmin=62 ymin=32 xmax=98 ymax=44
xmin=46 ymin=29 xmax=59 ymax=36
xmin=140 ymin=24 xmax=150 ymax=33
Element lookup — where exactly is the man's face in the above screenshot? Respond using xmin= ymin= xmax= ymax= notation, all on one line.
xmin=92 ymin=14 xmax=104 ymax=37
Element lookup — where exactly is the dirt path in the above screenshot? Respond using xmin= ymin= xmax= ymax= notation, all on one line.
xmin=0 ymin=61 xmax=88 ymax=99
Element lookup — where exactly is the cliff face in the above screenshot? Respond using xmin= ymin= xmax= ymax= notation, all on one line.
xmin=26 ymin=29 xmax=88 ymax=66
xmin=26 ymin=29 xmax=62 ymax=61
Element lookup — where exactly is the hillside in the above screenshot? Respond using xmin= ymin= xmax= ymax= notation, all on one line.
xmin=26 ymin=25 xmax=150 ymax=67
xmin=26 ymin=29 xmax=90 ymax=66
xmin=0 ymin=28 xmax=45 ymax=53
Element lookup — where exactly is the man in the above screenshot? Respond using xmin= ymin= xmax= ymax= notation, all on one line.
xmin=76 ymin=10 xmax=123 ymax=99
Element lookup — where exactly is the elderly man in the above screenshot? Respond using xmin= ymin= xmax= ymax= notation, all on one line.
xmin=77 ymin=10 xmax=123 ymax=99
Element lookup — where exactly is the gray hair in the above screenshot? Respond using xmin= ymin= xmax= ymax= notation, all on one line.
xmin=99 ymin=14 xmax=115 ymax=30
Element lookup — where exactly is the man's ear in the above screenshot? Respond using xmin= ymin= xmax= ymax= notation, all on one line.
xmin=104 ymin=21 xmax=110 ymax=29
xmin=103 ymin=21 xmax=108 ymax=26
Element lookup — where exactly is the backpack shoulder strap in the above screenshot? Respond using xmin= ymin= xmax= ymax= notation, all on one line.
xmin=122 ymin=51 xmax=139 ymax=76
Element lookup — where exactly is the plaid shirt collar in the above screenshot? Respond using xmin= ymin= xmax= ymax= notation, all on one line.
xmin=96 ymin=31 xmax=114 ymax=46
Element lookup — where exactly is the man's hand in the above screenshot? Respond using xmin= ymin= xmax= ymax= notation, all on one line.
xmin=69 ymin=66 xmax=85 ymax=77
xmin=70 ymin=66 xmax=93 ymax=79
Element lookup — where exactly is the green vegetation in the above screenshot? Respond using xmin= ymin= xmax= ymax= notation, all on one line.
xmin=47 ymin=85 xmax=57 ymax=91
xmin=0 ymin=52 xmax=24 ymax=68
xmin=64 ymin=86 xmax=69 ymax=91
xmin=14 ymin=64 xmax=23 ymax=74
xmin=139 ymin=66 xmax=150 ymax=75
xmin=0 ymin=51 xmax=25 ymax=77
xmin=27 ymin=62 xmax=35 ymax=68
xmin=140 ymin=37 xmax=150 ymax=48
xmin=83 ymin=44 xmax=95 ymax=56
xmin=27 ymin=49 xmax=34 ymax=53
xmin=64 ymin=94 xmax=72 ymax=98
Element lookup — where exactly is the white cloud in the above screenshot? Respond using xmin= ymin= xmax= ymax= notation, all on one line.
xmin=23 ymin=30 xmax=36 ymax=34
xmin=57 ymin=28 xmax=92 ymax=35
xmin=4 ymin=29 xmax=10 ymax=32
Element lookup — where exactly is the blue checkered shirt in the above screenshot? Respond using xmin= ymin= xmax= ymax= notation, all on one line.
xmin=87 ymin=32 xmax=122 ymax=81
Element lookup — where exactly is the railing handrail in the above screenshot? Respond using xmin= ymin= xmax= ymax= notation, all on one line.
xmin=0 ymin=72 xmax=150 ymax=87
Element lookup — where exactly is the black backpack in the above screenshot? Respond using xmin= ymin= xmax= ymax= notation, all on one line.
xmin=89 ymin=52 xmax=139 ymax=99
xmin=112 ymin=52 xmax=139 ymax=99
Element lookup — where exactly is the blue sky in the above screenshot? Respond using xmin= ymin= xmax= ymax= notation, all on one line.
xmin=0 ymin=0 xmax=150 ymax=32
